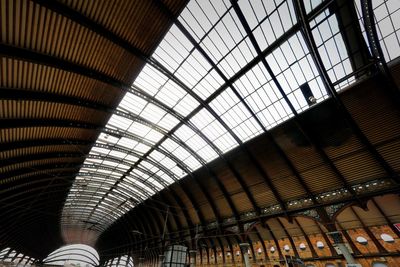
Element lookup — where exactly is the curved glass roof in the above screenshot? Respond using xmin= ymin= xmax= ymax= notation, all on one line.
xmin=43 ymin=244 xmax=99 ymax=267
xmin=61 ymin=0 xmax=400 ymax=233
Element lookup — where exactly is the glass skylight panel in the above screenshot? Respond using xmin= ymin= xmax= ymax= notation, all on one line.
xmin=140 ymin=102 xmax=167 ymax=124
xmin=149 ymin=150 xmax=187 ymax=178
xmin=266 ymin=32 xmax=328 ymax=111
xmin=97 ymin=133 xmax=119 ymax=145
xmin=117 ymin=137 xmax=138 ymax=150
xmin=234 ymin=64 xmax=291 ymax=129
xmin=175 ymin=49 xmax=212 ymax=87
xmin=210 ymin=88 xmax=263 ymax=141
xmin=174 ymin=94 xmax=199 ymax=117
xmin=189 ymin=110 xmax=236 ymax=154
xmin=154 ymin=79 xmax=200 ymax=117
xmin=119 ymin=183 xmax=147 ymax=200
xmin=130 ymin=178 xmax=156 ymax=194
xmin=153 ymin=25 xmax=194 ymax=73
xmin=192 ymin=69 xmax=225 ymax=100
xmin=157 ymin=113 xmax=180 ymax=131
xmin=372 ymin=0 xmax=400 ymax=61
xmin=127 ymin=121 xmax=151 ymax=137
xmin=107 ymin=114 xmax=132 ymax=131
xmin=155 ymin=79 xmax=187 ymax=108
xmin=90 ymin=146 xmax=111 ymax=156
xmin=161 ymin=138 xmax=201 ymax=170
xmin=304 ymin=0 xmax=323 ymax=13
xmin=108 ymin=150 xmax=127 ymax=159
xmin=311 ymin=10 xmax=354 ymax=89
xmin=354 ymin=0 xmax=400 ymax=63
xmin=118 ymin=92 xmax=148 ymax=116
xmin=133 ymin=65 xmax=168 ymax=96
xmin=148 ymin=178 xmax=164 ymax=189
xmin=251 ymin=0 xmax=297 ymax=50
xmin=217 ymin=37 xmax=256 ymax=78
xmin=179 ymin=0 xmax=231 ymax=42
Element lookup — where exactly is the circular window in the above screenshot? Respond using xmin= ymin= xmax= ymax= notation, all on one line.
xmin=299 ymin=243 xmax=306 ymax=250
xmin=380 ymin=233 xmax=395 ymax=243
xmin=316 ymin=241 xmax=324 ymax=249
xmin=356 ymin=236 xmax=368 ymax=245
xmin=283 ymin=244 xmax=290 ymax=251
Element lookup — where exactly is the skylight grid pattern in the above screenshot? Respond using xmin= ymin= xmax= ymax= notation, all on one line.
xmin=241 ymin=0 xmax=297 ymax=51
xmin=179 ymin=0 xmax=232 ymax=42
xmin=373 ymin=0 xmax=400 ymax=61
xmin=174 ymin=123 xmax=220 ymax=160
xmin=311 ymin=10 xmax=355 ymax=89
xmin=160 ymin=138 xmax=202 ymax=170
xmin=233 ymin=62 xmax=291 ymax=129
xmin=210 ymin=88 xmax=263 ymax=142
xmin=153 ymin=25 xmax=194 ymax=73
xmin=355 ymin=0 xmax=400 ymax=63
xmin=175 ymin=49 xmax=212 ymax=88
xmin=266 ymin=32 xmax=328 ymax=111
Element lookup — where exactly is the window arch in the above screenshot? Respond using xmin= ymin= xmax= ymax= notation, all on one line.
xmin=380 ymin=233 xmax=395 ymax=243
xmin=356 ymin=236 xmax=368 ymax=245
xmin=43 ymin=244 xmax=99 ymax=267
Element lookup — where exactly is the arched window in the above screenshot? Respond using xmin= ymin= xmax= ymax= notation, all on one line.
xmin=380 ymin=233 xmax=395 ymax=243
xmin=270 ymin=246 xmax=275 ymax=253
xmin=356 ymin=236 xmax=368 ymax=245
xmin=283 ymin=245 xmax=290 ymax=252
xmin=316 ymin=241 xmax=324 ymax=249
xmin=299 ymin=243 xmax=306 ymax=250
xmin=43 ymin=244 xmax=99 ymax=267
xmin=0 ymin=248 xmax=10 ymax=259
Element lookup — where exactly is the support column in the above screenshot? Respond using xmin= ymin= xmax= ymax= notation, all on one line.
xmin=158 ymin=254 xmax=165 ymax=267
xmin=139 ymin=257 xmax=145 ymax=267
xmin=328 ymin=231 xmax=357 ymax=264
xmin=239 ymin=243 xmax=251 ymax=267
xmin=189 ymin=250 xmax=196 ymax=267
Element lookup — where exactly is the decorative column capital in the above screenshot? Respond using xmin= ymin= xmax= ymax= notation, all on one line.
xmin=327 ymin=231 xmax=344 ymax=243
xmin=239 ymin=243 xmax=250 ymax=252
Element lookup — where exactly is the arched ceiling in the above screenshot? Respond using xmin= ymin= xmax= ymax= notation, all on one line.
xmin=1 ymin=0 xmax=400 ymax=262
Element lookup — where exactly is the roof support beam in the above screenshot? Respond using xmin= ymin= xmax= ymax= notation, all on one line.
xmin=0 ymin=44 xmax=126 ymax=90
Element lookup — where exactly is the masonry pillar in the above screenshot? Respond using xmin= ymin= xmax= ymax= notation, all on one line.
xmin=239 ymin=243 xmax=251 ymax=267
xmin=158 ymin=254 xmax=165 ymax=267
xmin=189 ymin=250 xmax=196 ymax=267
xmin=329 ymin=231 xmax=357 ymax=264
